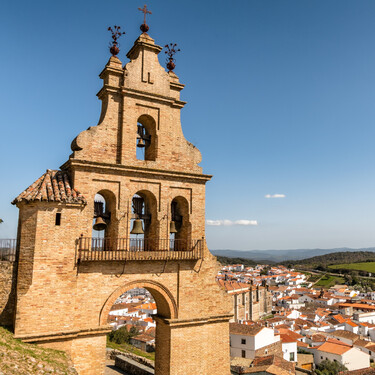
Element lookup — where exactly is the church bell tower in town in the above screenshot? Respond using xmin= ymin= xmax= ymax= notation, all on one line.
xmin=12 ymin=9 xmax=232 ymax=375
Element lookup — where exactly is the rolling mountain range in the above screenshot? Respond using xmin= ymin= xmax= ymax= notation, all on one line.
xmin=211 ymin=247 xmax=375 ymax=263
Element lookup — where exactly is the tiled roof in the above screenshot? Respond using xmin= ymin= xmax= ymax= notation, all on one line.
xmin=12 ymin=169 xmax=86 ymax=205
xmin=354 ymin=339 xmax=372 ymax=349
xmin=330 ymin=330 xmax=360 ymax=340
xmin=279 ymin=333 xmax=298 ymax=343
xmin=217 ymin=279 xmax=252 ymax=292
xmin=229 ymin=323 xmax=264 ymax=336
xmin=276 ymin=328 xmax=303 ymax=341
xmin=317 ymin=341 xmax=352 ymax=355
xmin=251 ymin=355 xmax=295 ymax=374
xmin=339 ymin=368 xmax=375 ymax=375
xmin=145 ymin=327 xmax=156 ymax=337
xmin=311 ymin=333 xmax=326 ymax=342
xmin=137 ymin=303 xmax=157 ymax=310
xmin=333 ymin=314 xmax=346 ymax=323
xmin=132 ymin=333 xmax=155 ymax=343
xmin=339 ymin=303 xmax=375 ymax=311
xmin=297 ymin=341 xmax=309 ymax=348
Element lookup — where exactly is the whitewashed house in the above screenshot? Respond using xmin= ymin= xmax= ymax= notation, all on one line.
xmin=230 ymin=323 xmax=281 ymax=359
xmin=308 ymin=340 xmax=370 ymax=371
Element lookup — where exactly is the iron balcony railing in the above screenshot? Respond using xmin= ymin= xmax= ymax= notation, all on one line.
xmin=0 ymin=239 xmax=17 ymax=262
xmin=77 ymin=237 xmax=203 ymax=262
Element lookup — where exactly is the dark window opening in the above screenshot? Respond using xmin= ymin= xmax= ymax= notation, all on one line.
xmin=55 ymin=213 xmax=61 ymax=226
xmin=241 ymin=350 xmax=246 ymax=358
xmin=136 ymin=123 xmax=151 ymax=160
xmin=241 ymin=338 xmax=246 ymax=345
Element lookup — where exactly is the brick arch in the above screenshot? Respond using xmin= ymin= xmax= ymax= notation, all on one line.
xmin=137 ymin=114 xmax=157 ymax=161
xmin=99 ymin=279 xmax=178 ymax=325
xmin=170 ymin=195 xmax=191 ymax=241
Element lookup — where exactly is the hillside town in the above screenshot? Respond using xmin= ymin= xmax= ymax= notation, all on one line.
xmin=107 ymin=264 xmax=375 ymax=374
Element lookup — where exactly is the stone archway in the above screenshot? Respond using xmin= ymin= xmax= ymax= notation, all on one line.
xmin=100 ymin=280 xmax=179 ymax=375
xmin=99 ymin=279 xmax=178 ymax=325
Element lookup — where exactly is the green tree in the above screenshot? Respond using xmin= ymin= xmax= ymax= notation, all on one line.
xmin=315 ymin=359 xmax=347 ymax=375
xmin=350 ymin=271 xmax=360 ymax=286
xmin=129 ymin=326 xmax=139 ymax=337
xmin=108 ymin=325 xmax=141 ymax=345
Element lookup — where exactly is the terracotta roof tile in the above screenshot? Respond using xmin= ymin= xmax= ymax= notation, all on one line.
xmin=317 ymin=341 xmax=352 ymax=355
xmin=339 ymin=368 xmax=375 ymax=375
xmin=12 ymin=169 xmax=86 ymax=205
xmin=252 ymin=355 xmax=295 ymax=374
xmin=230 ymin=323 xmax=264 ymax=336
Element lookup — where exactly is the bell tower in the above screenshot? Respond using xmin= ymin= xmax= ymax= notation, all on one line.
xmin=12 ymin=13 xmax=232 ymax=375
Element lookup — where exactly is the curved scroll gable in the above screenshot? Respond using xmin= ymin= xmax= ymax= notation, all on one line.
xmin=123 ymin=34 xmax=172 ymax=98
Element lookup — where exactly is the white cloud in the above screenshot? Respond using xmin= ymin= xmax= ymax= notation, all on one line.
xmin=265 ymin=194 xmax=286 ymax=199
xmin=234 ymin=220 xmax=258 ymax=226
xmin=206 ymin=219 xmax=258 ymax=226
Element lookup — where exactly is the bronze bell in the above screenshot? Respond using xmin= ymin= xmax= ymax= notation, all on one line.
xmin=93 ymin=216 xmax=107 ymax=231
xmin=130 ymin=219 xmax=144 ymax=235
xmin=137 ymin=138 xmax=145 ymax=148
xmin=170 ymin=221 xmax=178 ymax=234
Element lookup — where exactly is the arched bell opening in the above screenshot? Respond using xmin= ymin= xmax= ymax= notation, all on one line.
xmin=130 ymin=190 xmax=159 ymax=251
xmin=91 ymin=190 xmax=116 ymax=250
xmin=136 ymin=114 xmax=157 ymax=161
xmin=170 ymin=196 xmax=191 ymax=251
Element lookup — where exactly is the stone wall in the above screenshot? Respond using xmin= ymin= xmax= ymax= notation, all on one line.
xmin=107 ymin=349 xmax=154 ymax=369
xmin=254 ymin=341 xmax=282 ymax=357
xmin=115 ymin=355 xmax=154 ymax=375
xmin=0 ymin=260 xmax=17 ymax=327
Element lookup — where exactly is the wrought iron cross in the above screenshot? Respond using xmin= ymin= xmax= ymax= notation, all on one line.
xmin=138 ymin=4 xmax=152 ymax=25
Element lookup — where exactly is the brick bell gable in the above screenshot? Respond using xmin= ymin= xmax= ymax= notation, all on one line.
xmin=12 ymin=169 xmax=86 ymax=205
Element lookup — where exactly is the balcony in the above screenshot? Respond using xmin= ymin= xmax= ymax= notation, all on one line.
xmin=77 ymin=237 xmax=203 ymax=262
xmin=0 ymin=239 xmax=17 ymax=262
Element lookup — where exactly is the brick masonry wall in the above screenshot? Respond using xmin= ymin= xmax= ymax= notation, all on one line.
xmin=0 ymin=260 xmax=17 ymax=327
xmin=13 ymin=31 xmax=233 ymax=375
xmin=231 ymin=288 xmax=272 ymax=322
xmin=254 ymin=341 xmax=282 ymax=357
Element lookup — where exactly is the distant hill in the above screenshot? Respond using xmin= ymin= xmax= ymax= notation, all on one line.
xmin=216 ymin=256 xmax=258 ymax=267
xmin=211 ymin=247 xmax=375 ymax=263
xmin=283 ymin=251 xmax=375 ymax=269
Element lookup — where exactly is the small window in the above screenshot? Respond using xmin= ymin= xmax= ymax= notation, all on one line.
xmin=290 ymin=352 xmax=295 ymax=361
xmin=55 ymin=213 xmax=61 ymax=226
xmin=241 ymin=350 xmax=246 ymax=358
xmin=241 ymin=338 xmax=246 ymax=345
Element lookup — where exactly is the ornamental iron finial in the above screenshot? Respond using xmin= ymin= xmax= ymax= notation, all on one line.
xmin=165 ymin=43 xmax=180 ymax=72
xmin=107 ymin=25 xmax=125 ymax=56
xmin=138 ymin=4 xmax=152 ymax=33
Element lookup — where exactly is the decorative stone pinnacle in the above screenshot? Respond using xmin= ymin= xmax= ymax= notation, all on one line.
xmin=108 ymin=25 xmax=125 ymax=56
xmin=138 ymin=4 xmax=152 ymax=33
xmin=165 ymin=43 xmax=180 ymax=72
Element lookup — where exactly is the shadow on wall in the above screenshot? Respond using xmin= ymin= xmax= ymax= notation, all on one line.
xmin=0 ymin=260 xmax=17 ymax=329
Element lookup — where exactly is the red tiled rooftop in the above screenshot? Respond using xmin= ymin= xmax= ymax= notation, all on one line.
xmin=12 ymin=169 xmax=86 ymax=205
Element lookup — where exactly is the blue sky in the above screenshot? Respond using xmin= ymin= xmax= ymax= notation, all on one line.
xmin=1 ymin=0 xmax=375 ymax=250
